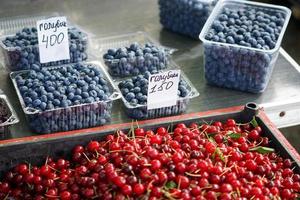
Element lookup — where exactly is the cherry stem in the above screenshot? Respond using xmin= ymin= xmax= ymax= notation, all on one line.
xmin=45 ymin=156 xmax=49 ymax=166
xmin=47 ymin=165 xmax=61 ymax=173
xmin=220 ymin=164 xmax=235 ymax=177
xmin=3 ymin=192 xmax=10 ymax=200
xmin=82 ymin=152 xmax=92 ymax=162
xmin=185 ymin=172 xmax=202 ymax=177
xmin=162 ymin=190 xmax=178 ymax=200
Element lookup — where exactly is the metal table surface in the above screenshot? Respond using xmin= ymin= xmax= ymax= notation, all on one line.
xmin=0 ymin=0 xmax=300 ymax=140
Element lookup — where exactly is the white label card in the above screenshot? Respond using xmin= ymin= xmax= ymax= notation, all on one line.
xmin=147 ymin=70 xmax=181 ymax=110
xmin=37 ymin=16 xmax=70 ymax=63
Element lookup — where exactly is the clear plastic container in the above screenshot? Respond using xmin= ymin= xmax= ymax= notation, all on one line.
xmin=10 ymin=61 xmax=121 ymax=134
xmin=0 ymin=15 xmax=89 ymax=71
xmin=0 ymin=93 xmax=19 ymax=138
xmin=117 ymin=63 xmax=199 ymax=120
xmin=158 ymin=0 xmax=219 ymax=39
xmin=199 ymin=0 xmax=291 ymax=93
xmin=93 ymin=32 xmax=174 ymax=77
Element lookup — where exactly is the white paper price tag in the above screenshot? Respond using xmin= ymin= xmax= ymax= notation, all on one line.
xmin=37 ymin=16 xmax=70 ymax=63
xmin=147 ymin=70 xmax=181 ymax=110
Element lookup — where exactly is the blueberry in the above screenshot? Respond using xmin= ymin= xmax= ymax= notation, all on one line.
xmin=226 ymin=36 xmax=235 ymax=44
xmin=24 ymin=97 xmax=32 ymax=104
xmin=82 ymin=92 xmax=89 ymax=99
xmin=40 ymin=102 xmax=47 ymax=110
xmin=40 ymin=95 xmax=47 ymax=102
xmin=33 ymin=99 xmax=41 ymax=107
xmin=61 ymin=100 xmax=69 ymax=107
xmin=125 ymin=92 xmax=135 ymax=101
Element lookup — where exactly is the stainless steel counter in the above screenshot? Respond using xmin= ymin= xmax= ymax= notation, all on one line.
xmin=0 ymin=0 xmax=299 ymax=140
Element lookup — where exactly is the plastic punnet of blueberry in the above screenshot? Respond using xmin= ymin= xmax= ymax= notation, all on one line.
xmin=103 ymin=42 xmax=170 ymax=77
xmin=201 ymin=1 xmax=290 ymax=93
xmin=14 ymin=63 xmax=113 ymax=133
xmin=158 ymin=0 xmax=218 ymax=39
xmin=118 ymin=71 xmax=191 ymax=119
xmin=2 ymin=27 xmax=88 ymax=71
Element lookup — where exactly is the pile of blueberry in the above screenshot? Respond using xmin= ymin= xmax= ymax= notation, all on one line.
xmin=103 ymin=42 xmax=170 ymax=77
xmin=202 ymin=5 xmax=288 ymax=93
xmin=158 ymin=0 xmax=218 ymax=39
xmin=118 ymin=72 xmax=190 ymax=119
xmin=14 ymin=63 xmax=113 ymax=133
xmin=2 ymin=27 xmax=88 ymax=71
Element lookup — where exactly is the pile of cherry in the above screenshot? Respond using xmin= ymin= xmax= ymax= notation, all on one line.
xmin=0 ymin=119 xmax=299 ymax=199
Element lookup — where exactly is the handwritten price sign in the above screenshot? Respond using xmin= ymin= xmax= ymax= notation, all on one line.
xmin=37 ymin=16 xmax=70 ymax=63
xmin=147 ymin=70 xmax=181 ymax=110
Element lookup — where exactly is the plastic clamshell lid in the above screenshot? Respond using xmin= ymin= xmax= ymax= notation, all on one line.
xmin=10 ymin=61 xmax=122 ymax=115
xmin=0 ymin=94 xmax=19 ymax=127
xmin=199 ymin=0 xmax=292 ymax=54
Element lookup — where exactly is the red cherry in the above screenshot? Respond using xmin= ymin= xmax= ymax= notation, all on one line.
xmin=226 ymin=119 xmax=236 ymax=127
xmin=135 ymin=128 xmax=145 ymax=137
xmin=205 ymin=142 xmax=216 ymax=154
xmin=75 ymin=165 xmax=88 ymax=175
xmin=245 ymin=160 xmax=258 ymax=171
xmin=176 ymin=175 xmax=190 ymax=189
xmin=214 ymin=134 xmax=223 ymax=143
xmin=150 ymin=135 xmax=162 ymax=145
xmin=175 ymin=162 xmax=186 ymax=174
xmin=150 ymin=160 xmax=162 ymax=171
xmin=98 ymin=154 xmax=107 ymax=164
xmin=156 ymin=127 xmax=167 ymax=136
xmin=87 ymin=141 xmax=100 ymax=152
xmin=151 ymin=187 xmax=162 ymax=198
xmin=248 ymin=130 xmax=260 ymax=140
xmin=221 ymin=183 xmax=233 ymax=193
xmin=60 ymin=191 xmax=71 ymax=200
xmin=133 ymin=183 xmax=145 ymax=196
xmin=56 ymin=159 xmax=67 ymax=169
xmin=176 ymin=123 xmax=187 ymax=129
xmin=172 ymin=152 xmax=183 ymax=163
xmin=83 ymin=188 xmax=94 ymax=198
xmin=40 ymin=165 xmax=51 ymax=177
xmin=121 ymin=184 xmax=132 ymax=196
xmin=73 ymin=145 xmax=84 ymax=153
xmin=46 ymin=189 xmax=57 ymax=198
xmin=18 ymin=164 xmax=28 ymax=175
xmin=113 ymin=176 xmax=126 ymax=187
xmin=140 ymin=168 xmax=152 ymax=180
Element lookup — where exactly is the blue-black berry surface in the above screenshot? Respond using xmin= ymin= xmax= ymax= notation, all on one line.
xmin=201 ymin=1 xmax=290 ymax=93
xmin=159 ymin=0 xmax=218 ymax=39
xmin=103 ymin=42 xmax=170 ymax=77
xmin=118 ymin=72 xmax=191 ymax=119
xmin=14 ymin=63 xmax=114 ymax=133
xmin=1 ymin=27 xmax=88 ymax=71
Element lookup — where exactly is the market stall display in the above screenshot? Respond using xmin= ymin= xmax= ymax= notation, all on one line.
xmin=0 ymin=1 xmax=298 ymax=199
xmin=0 ymin=27 xmax=88 ymax=71
xmin=200 ymin=0 xmax=291 ymax=93
xmin=10 ymin=61 xmax=120 ymax=133
xmin=158 ymin=0 xmax=219 ymax=39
